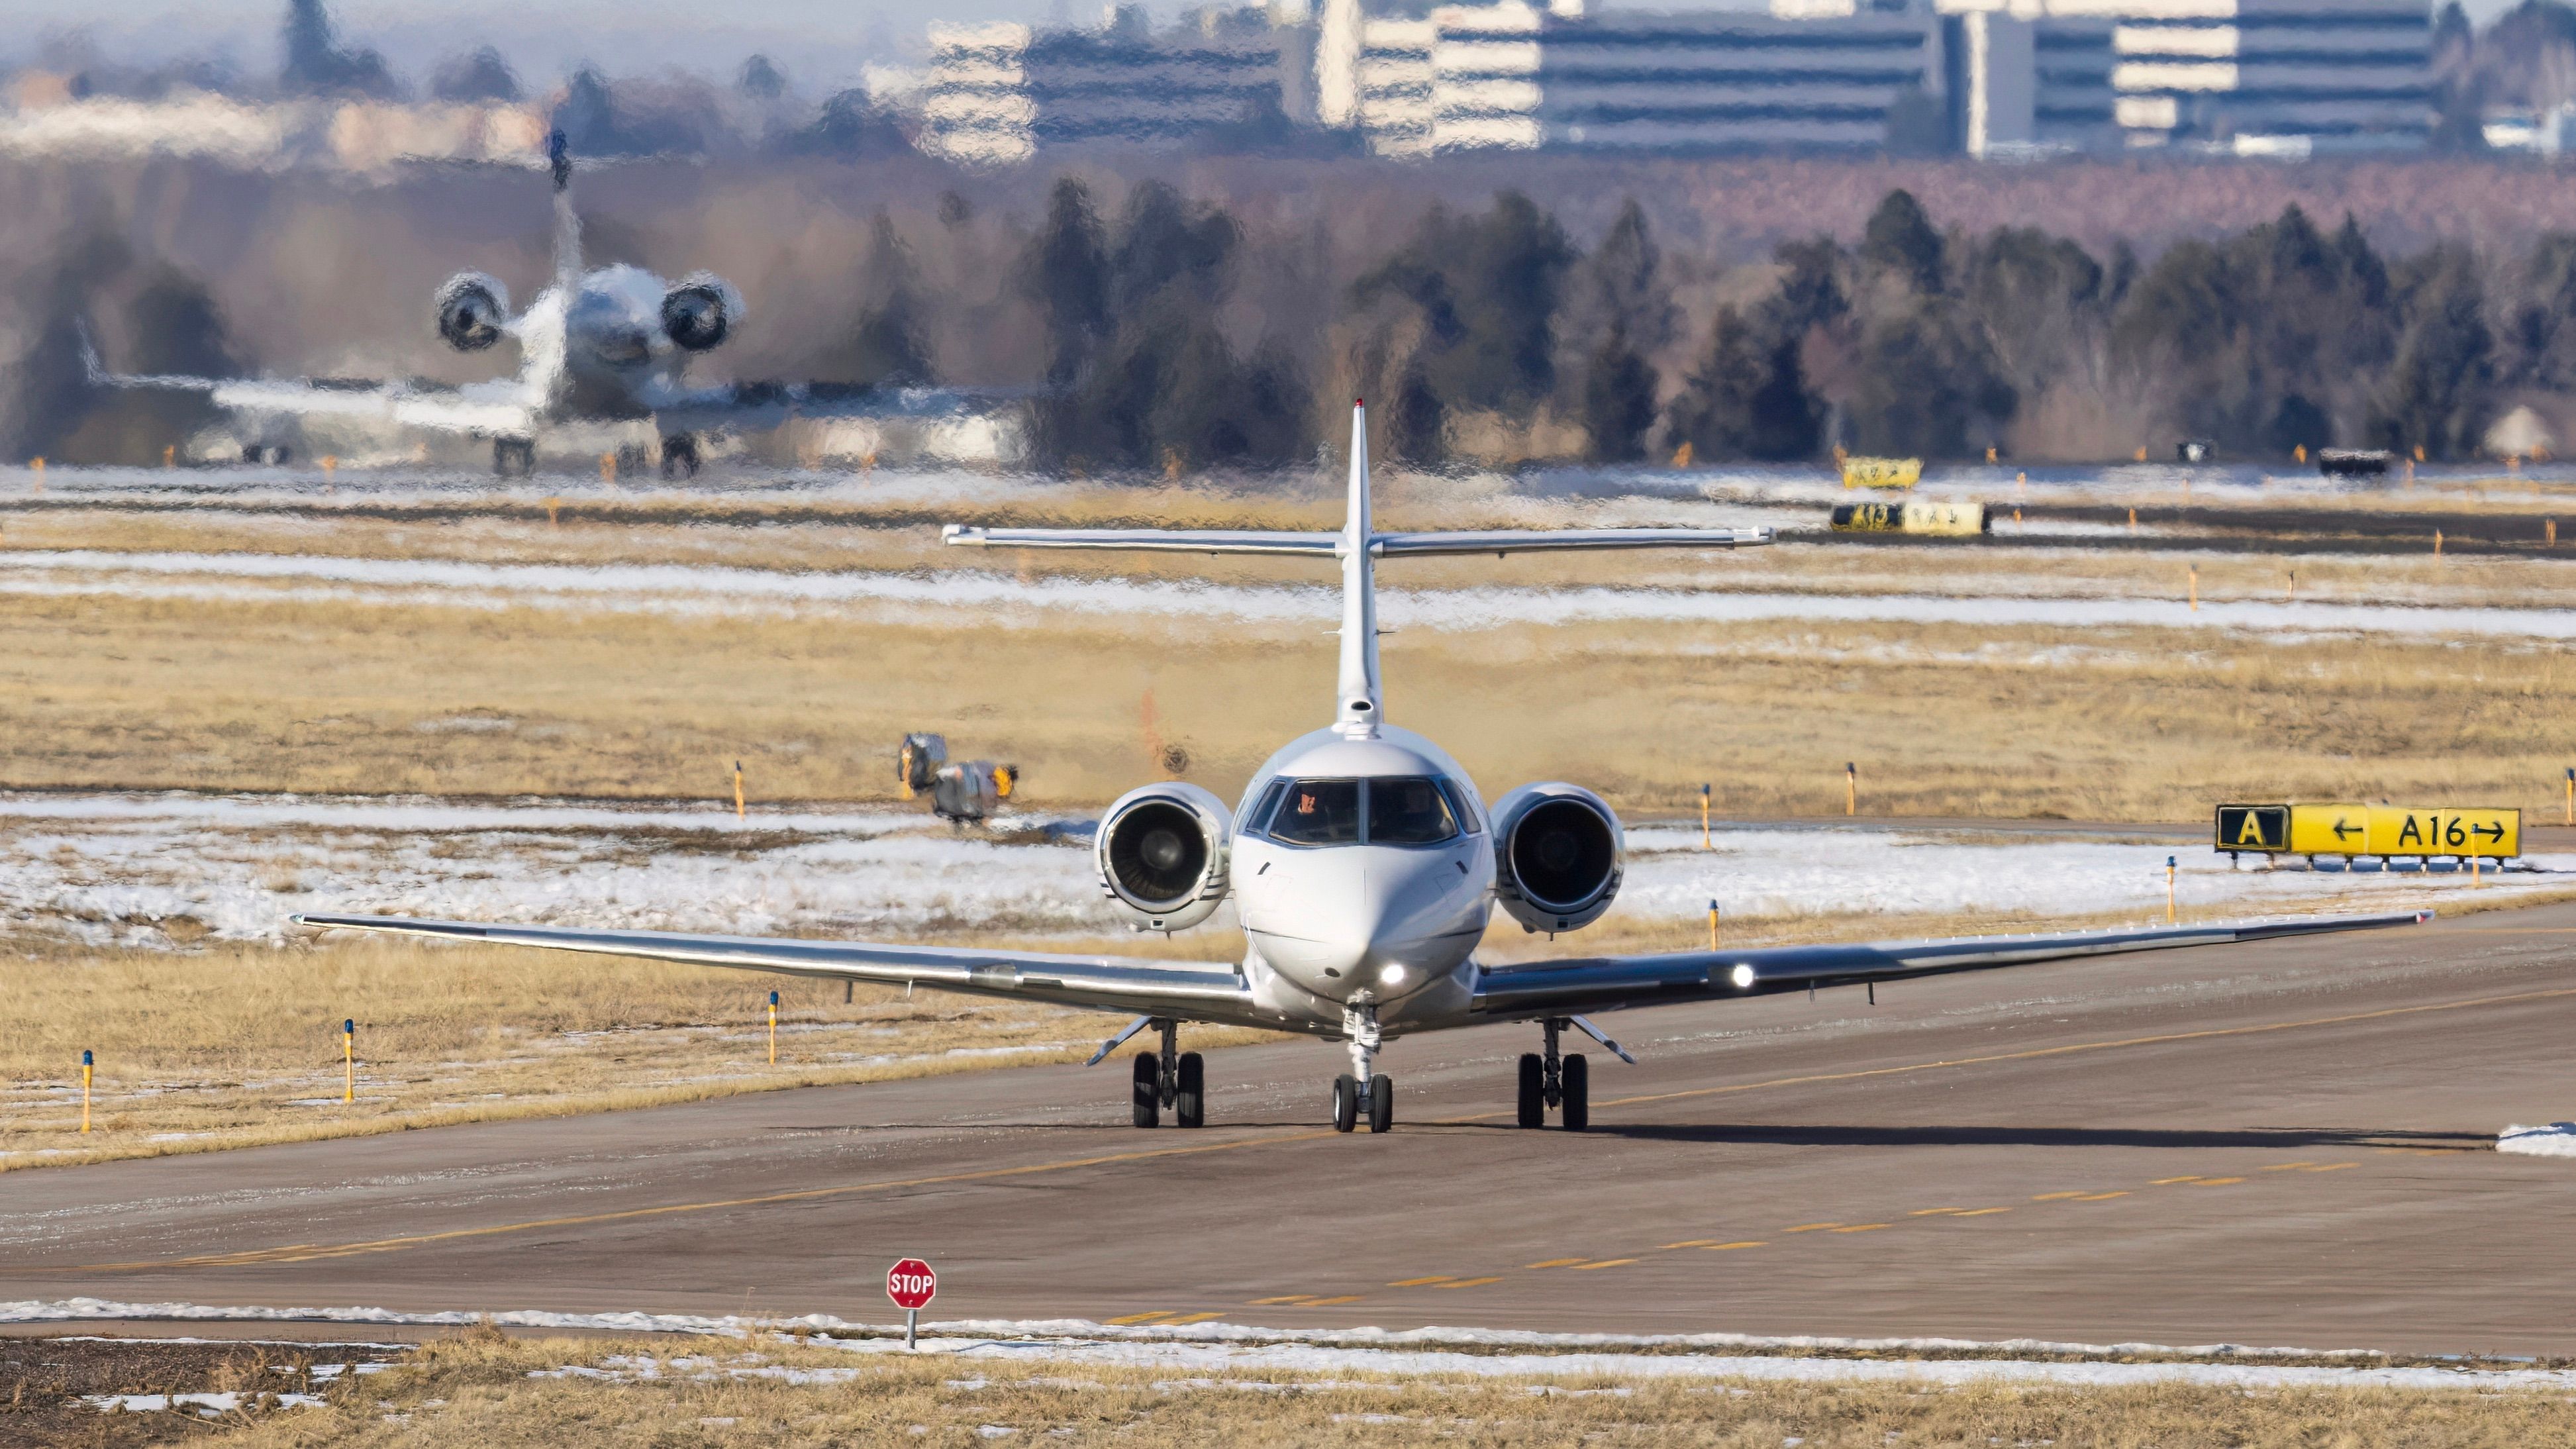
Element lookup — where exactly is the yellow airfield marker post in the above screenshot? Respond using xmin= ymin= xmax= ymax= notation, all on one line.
xmin=2188 ymin=565 xmax=2198 ymax=611
xmin=1707 ymin=901 xmax=1719 ymax=952
xmin=733 ymin=760 xmax=746 ymax=822
xmin=80 ymin=1050 xmax=91 ymax=1133
xmin=1700 ymin=783 xmax=1711 ymax=850
xmin=2563 ymin=767 xmax=2571 ymax=827
xmin=1846 ymin=762 xmax=1858 ymax=817
xmin=343 ymin=1019 xmax=355 ymax=1103
xmin=768 ymin=990 xmax=779 ymax=1065
xmin=2165 ymin=856 xmax=2177 ymax=924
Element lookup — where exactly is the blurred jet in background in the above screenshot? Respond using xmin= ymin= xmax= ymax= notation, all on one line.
xmin=85 ymin=130 xmax=990 ymax=477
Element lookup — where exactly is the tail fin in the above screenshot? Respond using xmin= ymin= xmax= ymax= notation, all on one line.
xmin=548 ymin=129 xmax=582 ymax=287
xmin=939 ymin=397 xmax=1770 ymax=735
xmin=1336 ymin=399 xmax=1381 ymax=738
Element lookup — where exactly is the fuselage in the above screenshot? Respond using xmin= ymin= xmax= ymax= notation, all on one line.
xmin=1229 ymin=724 xmax=1497 ymax=1030
xmin=501 ymin=265 xmax=699 ymax=425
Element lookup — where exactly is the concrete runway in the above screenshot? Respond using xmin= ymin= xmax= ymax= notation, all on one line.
xmin=6 ymin=902 xmax=2575 ymax=1356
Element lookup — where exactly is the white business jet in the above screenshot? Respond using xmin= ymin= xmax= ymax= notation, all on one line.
xmin=297 ymin=401 xmax=2426 ymax=1133
xmin=85 ymin=131 xmax=977 ymax=477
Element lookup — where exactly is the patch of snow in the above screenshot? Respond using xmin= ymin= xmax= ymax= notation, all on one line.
xmin=5 ymin=547 xmax=2575 ymax=641
xmin=0 ymin=790 xmax=2516 ymax=952
xmin=2499 ymin=1123 xmax=2576 ymax=1158
xmin=12 ymin=1299 xmax=2575 ymax=1391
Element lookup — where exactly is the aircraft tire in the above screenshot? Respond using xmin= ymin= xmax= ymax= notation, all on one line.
xmin=1332 ymin=1074 xmax=1358 ymax=1133
xmin=1516 ymin=1054 xmax=1544 ymax=1128
xmin=1131 ymin=1052 xmax=1160 ymax=1128
xmin=1175 ymin=1052 xmax=1205 ymax=1128
xmin=1561 ymin=1054 xmax=1589 ymax=1132
xmin=1367 ymin=1075 xmax=1393 ymax=1134
xmin=661 ymin=434 xmax=699 ymax=479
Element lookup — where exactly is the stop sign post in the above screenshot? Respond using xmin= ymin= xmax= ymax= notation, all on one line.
xmin=887 ymin=1257 xmax=936 ymax=1348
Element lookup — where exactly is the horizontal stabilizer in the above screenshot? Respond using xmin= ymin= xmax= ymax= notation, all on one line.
xmin=942 ymin=526 xmax=1774 ymax=558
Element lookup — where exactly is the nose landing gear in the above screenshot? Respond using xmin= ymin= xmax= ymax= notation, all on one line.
xmin=1128 ymin=1019 xmax=1203 ymax=1128
xmin=1517 ymin=1018 xmax=1588 ymax=1130
xmin=1333 ymin=1003 xmax=1394 ymax=1133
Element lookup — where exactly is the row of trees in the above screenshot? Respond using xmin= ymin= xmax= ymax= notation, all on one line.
xmin=995 ymin=181 xmax=2541 ymax=470
xmin=17 ymin=175 xmax=2561 ymax=471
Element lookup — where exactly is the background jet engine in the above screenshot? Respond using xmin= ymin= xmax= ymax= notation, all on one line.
xmin=660 ymin=272 xmax=744 ymax=352
xmin=1490 ymin=783 xmax=1625 ymax=933
xmin=434 ymin=272 xmax=510 ymax=351
xmin=1095 ymin=782 xmax=1232 ymax=932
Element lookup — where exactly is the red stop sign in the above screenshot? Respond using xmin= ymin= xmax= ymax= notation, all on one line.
xmin=886 ymin=1258 xmax=937 ymax=1311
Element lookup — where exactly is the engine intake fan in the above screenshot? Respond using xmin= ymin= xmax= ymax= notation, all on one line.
xmin=661 ymin=272 xmax=742 ymax=352
xmin=434 ymin=272 xmax=509 ymax=352
xmin=1096 ymin=782 xmax=1232 ymax=932
xmin=1491 ymin=783 xmax=1624 ymax=933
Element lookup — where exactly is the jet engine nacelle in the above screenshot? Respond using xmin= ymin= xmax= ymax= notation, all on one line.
xmin=661 ymin=272 xmax=743 ymax=352
xmin=1095 ymin=781 xmax=1232 ymax=932
xmin=434 ymin=272 xmax=510 ymax=352
xmin=1491 ymin=783 xmax=1624 ymax=933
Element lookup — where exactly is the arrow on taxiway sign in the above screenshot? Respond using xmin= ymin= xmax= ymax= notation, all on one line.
xmin=2333 ymin=818 xmax=2362 ymax=840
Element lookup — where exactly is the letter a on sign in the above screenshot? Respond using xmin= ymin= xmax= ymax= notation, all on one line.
xmin=2214 ymin=805 xmax=2287 ymax=852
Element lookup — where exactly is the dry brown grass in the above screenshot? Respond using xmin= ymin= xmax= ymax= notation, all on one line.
xmin=194 ymin=1330 xmax=2576 ymax=1447
xmin=1 ymin=509 xmax=2573 ymax=817
xmin=0 ymin=931 xmax=1277 ymax=1172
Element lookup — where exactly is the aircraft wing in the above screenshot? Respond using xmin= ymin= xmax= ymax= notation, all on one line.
xmin=1469 ymin=910 xmax=2432 ymax=1021
xmin=84 ymin=332 xmax=536 ymax=437
xmin=290 ymin=913 xmax=1263 ymax=1027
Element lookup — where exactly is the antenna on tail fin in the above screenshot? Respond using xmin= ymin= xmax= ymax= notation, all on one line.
xmin=548 ymin=129 xmax=582 ymax=287
xmin=1335 ymin=399 xmax=1382 ymax=738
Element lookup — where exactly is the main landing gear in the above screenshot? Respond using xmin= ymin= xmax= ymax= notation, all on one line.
xmin=492 ymin=436 xmax=536 ymax=477
xmin=1129 ymin=1019 xmax=1204 ymax=1129
xmin=1517 ymin=1017 xmax=1588 ymax=1131
xmin=660 ymin=432 xmax=699 ymax=479
xmin=1332 ymin=1003 xmax=1395 ymax=1134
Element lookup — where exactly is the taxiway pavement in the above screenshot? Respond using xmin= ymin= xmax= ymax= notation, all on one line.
xmin=5 ymin=901 xmax=2574 ymax=1355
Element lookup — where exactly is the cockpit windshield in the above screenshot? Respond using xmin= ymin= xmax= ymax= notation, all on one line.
xmin=1258 ymin=776 xmax=1462 ymax=848
xmin=1269 ymin=779 xmax=1361 ymax=845
xmin=1368 ymin=777 xmax=1459 ymax=845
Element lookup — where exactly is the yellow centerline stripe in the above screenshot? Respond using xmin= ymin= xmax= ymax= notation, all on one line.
xmin=53 ymin=982 xmax=2565 ymax=1277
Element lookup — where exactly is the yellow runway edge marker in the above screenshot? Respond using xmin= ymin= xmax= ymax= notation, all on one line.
xmin=768 ymin=989 xmax=779 ymax=1066
xmin=344 ymin=1019 xmax=355 ymax=1103
xmin=80 ymin=1050 xmax=91 ymax=1133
